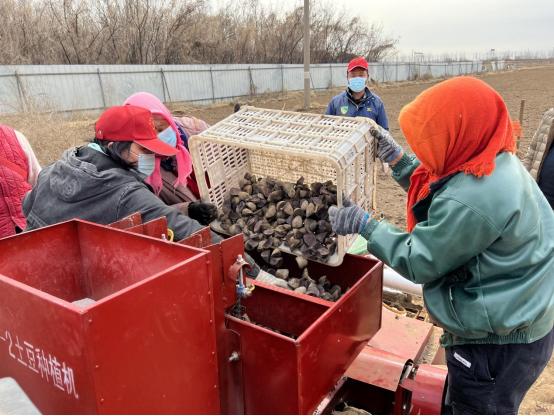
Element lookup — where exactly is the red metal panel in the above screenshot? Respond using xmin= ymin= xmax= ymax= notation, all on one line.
xmin=122 ymin=216 xmax=169 ymax=237
xmin=178 ymin=233 xmax=203 ymax=248
xmin=346 ymin=347 xmax=409 ymax=392
xmin=108 ymin=212 xmax=142 ymax=229
xmin=297 ymin=257 xmax=383 ymax=414
xmin=226 ymin=315 xmax=300 ymax=414
xmin=216 ymin=328 xmax=245 ymax=415
xmin=85 ymin=254 xmax=220 ymax=414
xmin=141 ymin=217 xmax=168 ymax=238
xmin=212 ymin=235 xmax=248 ymax=310
xmin=369 ymin=308 xmax=434 ymax=362
xmin=125 ymin=223 xmax=144 ymax=235
xmin=0 ymin=220 xmax=221 ymax=414
xmin=178 ymin=227 xmax=212 ymax=248
xmin=77 ymin=223 xmax=205 ymax=301
xmin=0 ymin=222 xmax=83 ymax=301
xmin=402 ymin=364 xmax=447 ymax=415
xmin=0 ymin=275 xmax=98 ymax=414
xmin=346 ymin=307 xmax=436 ymax=399
xmin=204 ymin=234 xmax=246 ymax=414
xmin=224 ymin=253 xmax=383 ymax=415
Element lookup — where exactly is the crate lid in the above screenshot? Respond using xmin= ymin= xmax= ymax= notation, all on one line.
xmin=195 ymin=106 xmax=374 ymax=169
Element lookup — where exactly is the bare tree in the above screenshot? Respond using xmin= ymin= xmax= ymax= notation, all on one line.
xmin=0 ymin=0 xmax=397 ymax=65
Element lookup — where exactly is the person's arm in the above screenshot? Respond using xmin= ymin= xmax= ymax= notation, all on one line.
xmin=118 ymin=183 xmax=219 ymax=241
xmin=370 ymin=125 xmax=417 ymax=191
xmin=391 ymin=153 xmax=420 ymax=192
xmin=15 ymin=130 xmax=41 ymax=186
xmin=361 ymin=195 xmax=501 ymax=284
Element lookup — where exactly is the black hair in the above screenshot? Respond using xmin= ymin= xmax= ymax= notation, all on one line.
xmin=92 ymin=138 xmax=134 ymax=169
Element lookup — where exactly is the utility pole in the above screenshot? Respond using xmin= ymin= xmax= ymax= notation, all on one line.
xmin=303 ymin=0 xmax=311 ymax=109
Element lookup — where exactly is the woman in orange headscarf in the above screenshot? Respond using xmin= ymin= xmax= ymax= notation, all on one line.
xmin=329 ymin=77 xmax=554 ymax=414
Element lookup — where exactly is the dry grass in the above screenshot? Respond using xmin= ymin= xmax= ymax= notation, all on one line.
xmin=0 ymin=112 xmax=95 ymax=166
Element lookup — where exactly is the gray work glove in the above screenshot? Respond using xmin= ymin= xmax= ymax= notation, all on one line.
xmin=328 ymin=204 xmax=371 ymax=236
xmin=370 ymin=125 xmax=403 ymax=164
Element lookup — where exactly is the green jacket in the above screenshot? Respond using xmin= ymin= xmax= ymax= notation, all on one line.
xmin=361 ymin=153 xmax=554 ymax=347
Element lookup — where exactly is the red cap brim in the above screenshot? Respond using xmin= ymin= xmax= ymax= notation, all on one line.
xmin=135 ymin=137 xmax=178 ymax=156
xmin=348 ymin=65 xmax=368 ymax=72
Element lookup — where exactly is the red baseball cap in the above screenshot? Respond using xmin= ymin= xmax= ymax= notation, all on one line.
xmin=95 ymin=105 xmax=178 ymax=156
xmin=347 ymin=56 xmax=369 ymax=73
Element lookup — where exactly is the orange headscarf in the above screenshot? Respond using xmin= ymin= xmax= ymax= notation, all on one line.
xmin=398 ymin=77 xmax=520 ymax=232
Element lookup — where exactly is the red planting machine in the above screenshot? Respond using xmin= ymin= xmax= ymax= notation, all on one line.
xmin=0 ymin=214 xmax=447 ymax=414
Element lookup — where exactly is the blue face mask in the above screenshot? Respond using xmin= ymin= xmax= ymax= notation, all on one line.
xmin=137 ymin=153 xmax=155 ymax=176
xmin=348 ymin=77 xmax=367 ymax=93
xmin=157 ymin=126 xmax=177 ymax=148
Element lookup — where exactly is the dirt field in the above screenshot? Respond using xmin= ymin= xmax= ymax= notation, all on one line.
xmin=1 ymin=65 xmax=553 ymax=413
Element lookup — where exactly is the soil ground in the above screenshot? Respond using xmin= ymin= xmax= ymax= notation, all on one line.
xmin=1 ymin=65 xmax=553 ymax=413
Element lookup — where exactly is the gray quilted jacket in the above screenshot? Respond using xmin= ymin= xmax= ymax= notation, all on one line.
xmin=523 ymin=108 xmax=554 ymax=180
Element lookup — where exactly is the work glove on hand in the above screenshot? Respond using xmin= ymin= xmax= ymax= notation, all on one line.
xmin=328 ymin=204 xmax=371 ymax=236
xmin=187 ymin=201 xmax=218 ymax=225
xmin=370 ymin=125 xmax=403 ymax=164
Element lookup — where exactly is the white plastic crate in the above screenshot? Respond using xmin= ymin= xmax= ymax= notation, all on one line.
xmin=188 ymin=106 xmax=377 ymax=266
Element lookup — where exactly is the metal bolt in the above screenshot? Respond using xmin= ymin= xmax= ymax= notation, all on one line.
xmin=95 ymin=364 xmax=100 ymax=369
xmin=228 ymin=351 xmax=240 ymax=362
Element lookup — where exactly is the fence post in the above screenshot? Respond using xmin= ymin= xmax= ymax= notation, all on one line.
xmin=382 ymin=62 xmax=385 ymax=83
xmin=160 ymin=69 xmax=168 ymax=102
xmin=209 ymin=66 xmax=215 ymax=103
xmin=164 ymin=69 xmax=172 ymax=102
xmin=517 ymin=99 xmax=526 ymax=150
xmin=395 ymin=60 xmax=398 ymax=82
xmin=281 ymin=64 xmax=285 ymax=97
xmin=329 ymin=63 xmax=333 ymax=88
xmin=96 ymin=68 xmax=107 ymax=109
xmin=248 ymin=66 xmax=255 ymax=96
xmin=14 ymin=70 xmax=28 ymax=113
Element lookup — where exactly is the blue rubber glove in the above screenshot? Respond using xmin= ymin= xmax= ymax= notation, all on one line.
xmin=370 ymin=125 xmax=403 ymax=164
xmin=328 ymin=204 xmax=371 ymax=236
